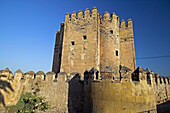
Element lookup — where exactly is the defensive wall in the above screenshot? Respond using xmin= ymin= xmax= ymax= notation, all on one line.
xmin=84 ymin=67 xmax=170 ymax=113
xmin=0 ymin=67 xmax=170 ymax=113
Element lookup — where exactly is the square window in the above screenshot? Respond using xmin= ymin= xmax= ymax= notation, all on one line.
xmin=83 ymin=35 xmax=87 ymax=40
xmin=71 ymin=41 xmax=75 ymax=45
xmin=110 ymin=30 xmax=113 ymax=34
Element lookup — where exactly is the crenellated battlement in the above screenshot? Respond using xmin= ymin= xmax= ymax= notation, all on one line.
xmin=64 ymin=7 xmax=119 ymax=23
xmin=84 ymin=67 xmax=170 ymax=86
xmin=0 ymin=67 xmax=83 ymax=110
xmin=0 ymin=67 xmax=170 ymax=112
xmin=0 ymin=68 xmax=83 ymax=84
xmin=120 ymin=18 xmax=133 ymax=29
xmin=83 ymin=67 xmax=170 ymax=113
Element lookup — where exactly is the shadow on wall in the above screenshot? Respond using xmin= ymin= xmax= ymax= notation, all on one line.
xmin=0 ymin=75 xmax=14 ymax=106
xmin=157 ymin=100 xmax=170 ymax=113
xmin=68 ymin=73 xmax=84 ymax=113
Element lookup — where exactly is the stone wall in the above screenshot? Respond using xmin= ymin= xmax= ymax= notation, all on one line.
xmin=60 ymin=7 xmax=100 ymax=77
xmin=0 ymin=68 xmax=84 ymax=113
xmin=84 ymin=67 xmax=170 ymax=113
xmin=0 ymin=67 xmax=170 ymax=113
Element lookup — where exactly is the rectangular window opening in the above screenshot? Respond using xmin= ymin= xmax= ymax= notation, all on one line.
xmin=83 ymin=35 xmax=87 ymax=40
xmin=116 ymin=50 xmax=118 ymax=56
xmin=110 ymin=30 xmax=113 ymax=34
xmin=71 ymin=41 xmax=75 ymax=45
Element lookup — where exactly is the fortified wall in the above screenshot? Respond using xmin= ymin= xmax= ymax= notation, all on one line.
xmin=0 ymin=67 xmax=170 ymax=113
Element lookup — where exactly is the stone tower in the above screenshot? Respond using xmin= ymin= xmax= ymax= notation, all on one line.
xmin=120 ymin=19 xmax=136 ymax=72
xmin=52 ymin=7 xmax=136 ymax=79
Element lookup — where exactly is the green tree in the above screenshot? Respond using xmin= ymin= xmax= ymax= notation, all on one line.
xmin=17 ymin=93 xmax=50 ymax=113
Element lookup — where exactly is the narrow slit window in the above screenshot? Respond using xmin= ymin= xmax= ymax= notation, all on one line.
xmin=110 ymin=30 xmax=113 ymax=34
xmin=83 ymin=35 xmax=87 ymax=40
xmin=116 ymin=50 xmax=118 ymax=56
xmin=96 ymin=72 xmax=99 ymax=79
xmin=71 ymin=41 xmax=75 ymax=45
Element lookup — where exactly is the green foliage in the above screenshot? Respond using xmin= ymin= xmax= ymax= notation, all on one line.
xmin=5 ymin=93 xmax=50 ymax=113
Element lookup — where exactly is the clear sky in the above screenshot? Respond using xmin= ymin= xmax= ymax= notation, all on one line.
xmin=0 ymin=0 xmax=170 ymax=76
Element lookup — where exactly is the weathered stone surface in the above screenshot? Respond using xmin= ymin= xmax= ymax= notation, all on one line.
xmin=15 ymin=69 xmax=22 ymax=74
xmin=46 ymin=72 xmax=56 ymax=81
xmin=3 ymin=67 xmax=12 ymax=73
xmin=0 ymin=66 xmax=170 ymax=113
xmin=120 ymin=19 xmax=136 ymax=72
xmin=35 ymin=71 xmax=45 ymax=80
xmin=52 ymin=7 xmax=123 ymax=80
xmin=25 ymin=71 xmax=35 ymax=75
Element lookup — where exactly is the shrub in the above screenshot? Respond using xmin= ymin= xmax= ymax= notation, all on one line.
xmin=5 ymin=93 xmax=49 ymax=113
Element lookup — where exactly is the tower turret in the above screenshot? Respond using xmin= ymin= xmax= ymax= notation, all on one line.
xmin=100 ymin=11 xmax=120 ymax=80
xmin=120 ymin=19 xmax=136 ymax=72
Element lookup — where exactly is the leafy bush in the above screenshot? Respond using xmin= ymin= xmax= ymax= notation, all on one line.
xmin=5 ymin=93 xmax=49 ymax=113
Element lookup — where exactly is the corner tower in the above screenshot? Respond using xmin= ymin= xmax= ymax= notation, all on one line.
xmin=120 ymin=19 xmax=136 ymax=72
xmin=100 ymin=12 xmax=120 ymax=80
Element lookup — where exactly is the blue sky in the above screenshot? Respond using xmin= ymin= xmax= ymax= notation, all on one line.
xmin=0 ymin=0 xmax=170 ymax=76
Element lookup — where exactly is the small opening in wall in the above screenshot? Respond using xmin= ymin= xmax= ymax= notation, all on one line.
xmin=132 ymin=73 xmax=139 ymax=81
xmin=71 ymin=41 xmax=75 ymax=45
xmin=83 ymin=35 xmax=87 ymax=40
xmin=110 ymin=30 xmax=113 ymax=34
xmin=124 ymin=39 xmax=126 ymax=41
xmin=96 ymin=71 xmax=99 ymax=79
xmin=116 ymin=50 xmax=118 ymax=56
xmin=147 ymin=74 xmax=151 ymax=84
